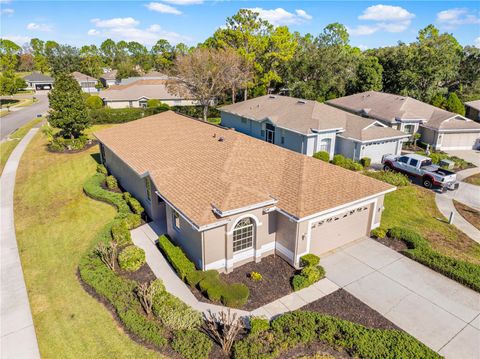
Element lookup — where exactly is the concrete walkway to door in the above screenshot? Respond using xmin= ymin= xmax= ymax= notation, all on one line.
xmin=322 ymin=238 xmax=480 ymax=358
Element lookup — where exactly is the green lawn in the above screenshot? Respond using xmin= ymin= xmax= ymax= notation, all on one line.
xmin=464 ymin=173 xmax=480 ymax=186
xmin=381 ymin=186 xmax=480 ymax=265
xmin=14 ymin=127 xmax=162 ymax=359
xmin=0 ymin=117 xmax=43 ymax=175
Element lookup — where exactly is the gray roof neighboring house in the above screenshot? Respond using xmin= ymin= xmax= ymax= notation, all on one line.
xmin=119 ymin=71 xmax=170 ymax=85
xmin=465 ymin=100 xmax=480 ymax=111
xmin=99 ymin=79 xmax=191 ymax=101
xmin=23 ymin=72 xmax=54 ymax=82
xmin=327 ymin=91 xmax=480 ymax=132
xmin=100 ymin=69 xmax=118 ymax=81
xmin=71 ymin=71 xmax=97 ymax=83
xmin=220 ymin=95 xmax=408 ymax=142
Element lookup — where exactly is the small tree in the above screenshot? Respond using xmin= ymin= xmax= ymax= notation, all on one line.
xmin=0 ymin=70 xmax=17 ymax=95
xmin=445 ymin=92 xmax=465 ymax=116
xmin=203 ymin=309 xmax=244 ymax=355
xmin=48 ymin=73 xmax=90 ymax=138
xmin=431 ymin=93 xmax=446 ymax=109
xmin=136 ymin=280 xmax=161 ymax=317
xmin=95 ymin=241 xmax=118 ymax=271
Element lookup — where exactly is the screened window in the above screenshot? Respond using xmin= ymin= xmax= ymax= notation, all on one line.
xmin=318 ymin=138 xmax=331 ymax=153
xmin=173 ymin=210 xmax=180 ymax=230
xmin=232 ymin=218 xmax=254 ymax=253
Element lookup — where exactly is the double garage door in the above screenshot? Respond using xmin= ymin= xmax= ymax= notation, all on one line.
xmin=440 ymin=132 xmax=480 ymax=150
xmin=309 ymin=204 xmax=372 ymax=255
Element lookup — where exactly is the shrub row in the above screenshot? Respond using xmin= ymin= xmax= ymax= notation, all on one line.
xmin=388 ymin=227 xmax=480 ymax=292
xmin=106 ymin=175 xmax=118 ymax=190
xmin=123 ymin=192 xmax=145 ymax=216
xmin=332 ymin=154 xmax=364 ymax=171
xmin=172 ymin=105 xmax=220 ymax=119
xmin=171 ymin=330 xmax=212 ymax=359
xmin=89 ymin=106 xmax=169 ymax=124
xmin=292 ymin=254 xmax=325 ymax=291
xmin=158 ymin=234 xmax=249 ymax=307
xmin=48 ymin=134 xmax=90 ymax=151
xmin=415 ymin=151 xmax=472 ymax=170
xmin=312 ymin=151 xmax=329 ymax=162
xmin=363 ymin=170 xmax=411 ymax=186
xmin=234 ymin=311 xmax=440 ymax=359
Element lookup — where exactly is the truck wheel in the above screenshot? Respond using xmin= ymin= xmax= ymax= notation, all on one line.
xmin=383 ymin=164 xmax=392 ymax=171
xmin=422 ymin=177 xmax=433 ymax=189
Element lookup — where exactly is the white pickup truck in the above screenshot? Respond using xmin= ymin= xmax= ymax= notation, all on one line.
xmin=382 ymin=153 xmax=459 ymax=190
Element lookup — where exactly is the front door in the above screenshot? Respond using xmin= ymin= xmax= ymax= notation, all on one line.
xmin=266 ymin=123 xmax=275 ymax=143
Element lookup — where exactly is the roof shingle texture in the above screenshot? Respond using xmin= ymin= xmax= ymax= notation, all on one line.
xmin=70 ymin=71 xmax=97 ymax=82
xmin=99 ymin=80 xmax=190 ymax=101
xmin=220 ymin=95 xmax=407 ymax=141
xmin=23 ymin=72 xmax=53 ymax=82
xmin=465 ymin=100 xmax=480 ymax=112
xmin=95 ymin=111 xmax=393 ymax=227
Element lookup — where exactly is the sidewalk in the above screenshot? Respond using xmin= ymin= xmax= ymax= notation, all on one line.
xmin=131 ymin=222 xmax=339 ymax=320
xmin=1 ymin=129 xmax=41 ymax=359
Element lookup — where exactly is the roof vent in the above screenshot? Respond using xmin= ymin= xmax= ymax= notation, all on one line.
xmin=297 ymin=100 xmax=306 ymax=104
xmin=218 ymin=136 xmax=224 ymax=142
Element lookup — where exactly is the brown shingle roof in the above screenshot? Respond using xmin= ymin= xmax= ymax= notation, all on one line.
xmin=70 ymin=71 xmax=97 ymax=82
xmin=220 ymin=95 xmax=407 ymax=141
xmin=95 ymin=111 xmax=394 ymax=227
xmin=99 ymin=80 xmax=191 ymax=101
xmin=341 ymin=116 xmax=409 ymax=142
xmin=465 ymin=100 xmax=480 ymax=112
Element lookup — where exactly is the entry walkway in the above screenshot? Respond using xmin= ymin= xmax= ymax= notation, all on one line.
xmin=1 ymin=129 xmax=41 ymax=359
xmin=322 ymin=238 xmax=480 ymax=358
xmin=131 ymin=223 xmax=339 ymax=319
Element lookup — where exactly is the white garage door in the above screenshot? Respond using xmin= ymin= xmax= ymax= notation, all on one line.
xmin=309 ymin=204 xmax=372 ymax=255
xmin=362 ymin=140 xmax=401 ymax=163
xmin=440 ymin=132 xmax=480 ymax=150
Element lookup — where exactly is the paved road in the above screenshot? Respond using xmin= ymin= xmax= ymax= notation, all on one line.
xmin=323 ymin=238 xmax=480 ymax=358
xmin=0 ymin=93 xmax=49 ymax=141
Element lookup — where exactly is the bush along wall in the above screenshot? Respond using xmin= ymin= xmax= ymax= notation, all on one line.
xmin=157 ymin=234 xmax=250 ymax=307
xmin=292 ymin=254 xmax=325 ymax=291
xmin=388 ymin=227 xmax=480 ymax=292
xmin=79 ymin=171 xmax=212 ymax=358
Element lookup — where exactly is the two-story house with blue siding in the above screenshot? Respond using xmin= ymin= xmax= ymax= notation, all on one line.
xmin=219 ymin=95 xmax=409 ymax=163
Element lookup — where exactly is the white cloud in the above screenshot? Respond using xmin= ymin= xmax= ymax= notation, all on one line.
xmin=350 ymin=4 xmax=414 ymax=36
xmin=475 ymin=37 xmax=480 ymax=49
xmin=146 ymin=2 xmax=181 ymax=15
xmin=162 ymin=0 xmax=203 ymax=4
xmin=91 ymin=17 xmax=139 ymax=28
xmin=436 ymin=8 xmax=480 ymax=28
xmin=87 ymin=29 xmax=100 ymax=36
xmin=26 ymin=22 xmax=53 ymax=32
xmin=0 ymin=0 xmax=12 ymax=3
xmin=359 ymin=4 xmax=415 ymax=21
xmin=2 ymin=35 xmax=30 ymax=45
xmin=1 ymin=8 xmax=14 ymax=15
xmin=246 ymin=7 xmax=312 ymax=26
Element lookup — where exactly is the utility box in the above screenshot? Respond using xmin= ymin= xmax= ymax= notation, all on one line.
xmin=440 ymin=159 xmax=455 ymax=170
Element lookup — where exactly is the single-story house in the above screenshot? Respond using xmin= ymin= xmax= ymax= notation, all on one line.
xmin=98 ymin=79 xmax=200 ymax=108
xmin=100 ymin=69 xmax=119 ymax=88
xmin=465 ymin=100 xmax=480 ymax=122
xmin=71 ymin=71 xmax=99 ymax=93
xmin=327 ymin=91 xmax=480 ymax=151
xmin=95 ymin=111 xmax=394 ymax=273
xmin=23 ymin=72 xmax=54 ymax=91
xmin=118 ymin=71 xmax=169 ymax=85
xmin=220 ymin=95 xmax=409 ymax=163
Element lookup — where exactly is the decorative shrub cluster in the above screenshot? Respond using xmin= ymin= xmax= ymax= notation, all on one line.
xmin=416 ymin=151 xmax=473 ymax=170
xmin=86 ymin=95 xmax=104 ymax=109
xmin=158 ymin=234 xmax=250 ymax=307
xmin=249 ymin=271 xmax=263 ymax=281
xmin=106 ymin=175 xmax=118 ymax=190
xmin=152 ymin=289 xmax=202 ymax=330
xmin=292 ymin=254 xmax=325 ymax=291
xmin=249 ymin=317 xmax=270 ymax=334
xmin=360 ymin=157 xmax=371 ymax=167
xmin=332 ymin=154 xmax=363 ymax=171
xmin=89 ymin=106 xmax=170 ymax=124
xmin=234 ymin=311 xmax=440 ymax=359
xmin=313 ymin=151 xmax=330 ymax=162
xmin=388 ymin=227 xmax=480 ymax=292
xmin=96 ymin=164 xmax=108 ymax=175
xmin=370 ymin=227 xmax=387 ymax=239
xmin=172 ymin=330 xmax=213 ymax=359
xmin=118 ymin=245 xmax=146 ymax=272
xmin=363 ymin=170 xmax=410 ymax=186
xmin=123 ymin=192 xmax=145 ymax=216
xmin=47 ymin=134 xmax=90 ymax=152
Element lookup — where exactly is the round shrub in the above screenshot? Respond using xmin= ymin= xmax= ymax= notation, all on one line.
xmin=301 ymin=265 xmax=322 ymax=283
xmin=292 ymin=274 xmax=309 ymax=291
xmin=111 ymin=220 xmax=132 ymax=244
xmin=86 ymin=95 xmax=104 ymax=109
xmin=118 ymin=245 xmax=145 ymax=271
xmin=106 ymin=175 xmax=118 ymax=190
xmin=96 ymin=164 xmax=107 ymax=175
xmin=147 ymin=99 xmax=162 ymax=108
xmin=250 ymin=271 xmax=263 ymax=281
xmin=360 ymin=157 xmax=371 ymax=167
xmin=300 ymin=254 xmax=320 ymax=267
xmin=313 ymin=151 xmax=330 ymax=162
xmin=371 ymin=227 xmax=387 ymax=239
xmin=250 ymin=316 xmax=270 ymax=334
xmin=221 ymin=283 xmax=249 ymax=307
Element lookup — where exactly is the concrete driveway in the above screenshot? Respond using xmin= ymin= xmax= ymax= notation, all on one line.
xmin=0 ymin=93 xmax=49 ymax=141
xmin=445 ymin=150 xmax=480 ymax=168
xmin=322 ymin=238 xmax=480 ymax=358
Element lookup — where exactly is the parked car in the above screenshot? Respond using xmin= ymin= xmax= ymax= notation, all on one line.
xmin=382 ymin=153 xmax=459 ymax=190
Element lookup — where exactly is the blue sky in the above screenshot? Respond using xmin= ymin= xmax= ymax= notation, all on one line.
xmin=1 ymin=1 xmax=479 ymax=49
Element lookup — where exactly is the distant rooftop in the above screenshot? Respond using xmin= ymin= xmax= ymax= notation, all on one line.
xmin=23 ymin=72 xmax=54 ymax=82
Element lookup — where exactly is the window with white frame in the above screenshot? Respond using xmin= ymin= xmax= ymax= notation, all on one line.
xmin=173 ymin=210 xmax=180 ymax=230
xmin=318 ymin=138 xmax=331 ymax=153
xmin=403 ymin=124 xmax=415 ymax=134
xmin=232 ymin=218 xmax=254 ymax=252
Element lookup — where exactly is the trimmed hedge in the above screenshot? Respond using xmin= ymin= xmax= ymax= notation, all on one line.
xmin=363 ymin=170 xmax=410 ymax=187
xmin=172 ymin=330 xmax=212 ymax=359
xmin=118 ymin=245 xmax=146 ymax=271
xmin=89 ymin=106 xmax=169 ymax=124
xmin=332 ymin=154 xmax=363 ymax=171
xmin=83 ymin=173 xmax=131 ymax=215
xmin=96 ymin=164 xmax=107 ymax=175
xmin=360 ymin=157 xmax=371 ymax=167
xmin=123 ymin=192 xmax=144 ymax=216
xmin=388 ymin=227 xmax=480 ymax=292
xmin=292 ymin=265 xmax=325 ymax=291
xmin=158 ymin=234 xmax=249 ymax=307
xmin=234 ymin=311 xmax=440 ymax=359
xmin=300 ymin=254 xmax=320 ymax=267
xmin=371 ymin=227 xmax=387 ymax=239
xmin=106 ymin=175 xmax=118 ymax=190
xmin=313 ymin=151 xmax=330 ymax=162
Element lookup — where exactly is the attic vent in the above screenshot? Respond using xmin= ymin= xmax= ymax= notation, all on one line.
xmin=218 ymin=136 xmax=225 ymax=142
xmin=297 ymin=100 xmax=306 ymax=104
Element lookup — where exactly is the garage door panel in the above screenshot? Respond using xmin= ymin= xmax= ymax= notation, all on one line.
xmin=310 ymin=205 xmax=371 ymax=255
xmin=362 ymin=141 xmax=400 ymax=163
xmin=441 ymin=133 xmax=479 ymax=150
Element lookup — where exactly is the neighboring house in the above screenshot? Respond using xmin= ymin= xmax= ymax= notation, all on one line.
xmin=100 ymin=69 xmax=119 ymax=88
xmin=70 ymin=71 xmax=99 ymax=93
xmin=327 ymin=91 xmax=480 ymax=151
xmin=220 ymin=95 xmax=409 ymax=163
xmin=465 ymin=100 xmax=480 ymax=122
xmin=95 ymin=111 xmax=394 ymax=273
xmin=23 ymin=72 xmax=54 ymax=91
xmin=99 ymin=79 xmax=199 ymax=108
xmin=119 ymin=71 xmax=169 ymax=85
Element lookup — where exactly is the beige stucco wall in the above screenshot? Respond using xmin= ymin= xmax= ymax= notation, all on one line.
xmin=275 ymin=213 xmax=298 ymax=264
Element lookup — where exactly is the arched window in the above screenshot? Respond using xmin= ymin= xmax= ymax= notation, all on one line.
xmin=232 ymin=218 xmax=254 ymax=252
xmin=319 ymin=138 xmax=331 ymax=153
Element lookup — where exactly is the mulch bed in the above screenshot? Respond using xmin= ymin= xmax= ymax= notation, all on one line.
xmin=453 ymin=200 xmax=480 ymax=231
xmin=374 ymin=236 xmax=408 ymax=252
xmin=301 ymin=289 xmax=400 ymax=330
xmin=117 ymin=261 xmax=157 ymax=285
xmin=283 ymin=341 xmax=350 ymax=358
xmin=46 ymin=139 xmax=98 ymax=154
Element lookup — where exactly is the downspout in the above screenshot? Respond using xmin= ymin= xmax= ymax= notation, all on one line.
xmin=201 ymin=231 xmax=205 ymax=271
